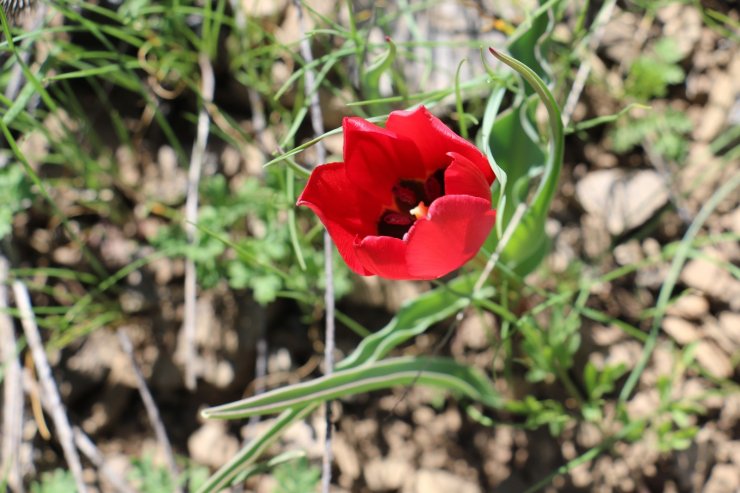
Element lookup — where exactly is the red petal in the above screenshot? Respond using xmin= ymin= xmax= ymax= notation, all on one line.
xmin=444 ymin=152 xmax=493 ymax=201
xmin=297 ymin=162 xmax=375 ymax=276
xmin=343 ymin=117 xmax=426 ymax=205
xmin=386 ymin=106 xmax=495 ymax=184
xmin=355 ymin=235 xmax=414 ymax=280
xmin=404 ymin=195 xmax=496 ymax=279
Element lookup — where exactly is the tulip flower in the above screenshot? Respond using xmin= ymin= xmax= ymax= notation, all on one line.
xmin=298 ymin=106 xmax=496 ymax=280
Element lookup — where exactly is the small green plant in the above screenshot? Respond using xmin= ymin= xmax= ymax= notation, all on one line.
xmin=625 ymin=37 xmax=685 ymax=101
xmin=611 ymin=108 xmax=693 ymax=162
xmin=609 ymin=36 xmax=691 ymax=163
xmin=272 ymin=457 xmax=320 ymax=493
xmin=153 ymin=171 xmax=351 ymax=305
xmin=0 ymin=161 xmax=32 ymax=239
xmin=30 ymin=469 xmax=77 ymax=493
xmin=129 ymin=454 xmax=209 ymax=493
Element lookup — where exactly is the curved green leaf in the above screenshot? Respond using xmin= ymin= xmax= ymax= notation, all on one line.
xmin=202 ymin=357 xmax=501 ymax=420
xmin=482 ymin=48 xmax=563 ymax=276
xmin=195 ymin=406 xmax=315 ymax=493
xmin=337 ymin=273 xmax=492 ymax=369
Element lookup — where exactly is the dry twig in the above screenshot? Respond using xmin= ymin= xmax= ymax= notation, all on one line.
xmin=562 ymin=0 xmax=617 ymax=127
xmin=22 ymin=374 xmax=138 ymax=493
xmin=12 ymin=280 xmax=88 ymax=493
xmin=117 ymin=329 xmax=181 ymax=491
xmin=182 ymin=53 xmax=216 ymax=391
xmin=292 ymin=2 xmax=335 ymax=492
xmin=0 ymin=256 xmax=24 ymax=493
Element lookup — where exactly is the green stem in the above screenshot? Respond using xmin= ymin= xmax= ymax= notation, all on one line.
xmin=488 ymin=47 xmax=564 ymax=216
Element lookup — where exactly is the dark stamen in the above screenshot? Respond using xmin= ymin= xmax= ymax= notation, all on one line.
xmin=392 ymin=184 xmax=416 ymax=207
xmin=383 ymin=212 xmax=412 ymax=226
xmin=377 ymin=211 xmax=414 ymax=239
xmin=424 ymin=169 xmax=445 ymax=202
xmin=393 ymin=180 xmax=425 ymax=213
xmin=377 ymin=169 xmax=447 ymax=238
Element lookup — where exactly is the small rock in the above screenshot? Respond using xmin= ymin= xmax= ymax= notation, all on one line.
xmin=666 ymin=294 xmax=709 ymax=319
xmin=693 ymin=105 xmax=727 ymax=142
xmin=695 ymin=341 xmax=733 ymax=379
xmin=576 ymin=169 xmax=670 ymax=236
xmin=662 ymin=317 xmax=701 ymax=345
xmin=364 ymin=458 xmax=412 ymax=491
xmin=703 ymin=318 xmax=738 ymax=356
xmin=452 ymin=312 xmax=494 ymax=352
xmin=403 ymin=469 xmax=481 ymax=493
xmin=706 ymin=71 xmax=735 ymax=110
xmin=605 ymin=340 xmax=643 ymax=369
xmin=614 ymin=240 xmax=642 ymax=266
xmin=703 ymin=464 xmax=740 ymax=493
xmin=188 ymin=421 xmax=239 ymax=469
xmin=600 ymin=9 xmax=639 ymax=64
xmin=718 ymin=394 xmax=740 ymax=431
xmin=592 ymin=324 xmax=626 ymax=346
xmin=53 ymin=244 xmax=82 ymax=265
xmin=102 ymin=454 xmax=132 ymax=492
xmin=333 ymin=436 xmax=360 ymax=488
xmin=659 ymin=5 xmax=702 ymax=59
xmin=240 ymin=0 xmax=286 ymax=17
xmin=584 ymin=143 xmax=618 ymax=168
xmin=627 ymin=389 xmax=660 ymax=421
xmin=119 ymin=288 xmax=148 ymax=313
xmin=275 ymin=2 xmax=333 ymax=45
xmin=681 ymin=249 xmax=740 ymax=310
xmin=718 ymin=439 xmax=740 ymax=466
xmin=718 ymin=312 xmax=740 ymax=346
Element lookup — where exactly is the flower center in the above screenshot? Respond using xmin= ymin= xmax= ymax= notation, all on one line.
xmin=377 ymin=169 xmax=445 ymax=239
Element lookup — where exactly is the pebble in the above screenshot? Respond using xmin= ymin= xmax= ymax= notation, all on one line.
xmin=695 ymin=341 xmax=733 ymax=379
xmin=187 ymin=421 xmax=239 ymax=469
xmin=666 ymin=294 xmax=709 ymax=319
xmin=403 ymin=469 xmax=481 ymax=493
xmin=703 ymin=464 xmax=740 ymax=493
xmin=576 ymin=169 xmax=670 ymax=236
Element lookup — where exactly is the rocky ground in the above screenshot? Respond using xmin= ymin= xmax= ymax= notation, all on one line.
xmin=1 ymin=0 xmax=738 ymax=492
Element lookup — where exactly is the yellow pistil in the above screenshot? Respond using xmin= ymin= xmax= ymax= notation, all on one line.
xmin=410 ymin=201 xmax=429 ymax=220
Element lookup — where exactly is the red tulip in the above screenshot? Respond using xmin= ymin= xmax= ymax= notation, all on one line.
xmin=297 ymin=106 xmax=496 ymax=280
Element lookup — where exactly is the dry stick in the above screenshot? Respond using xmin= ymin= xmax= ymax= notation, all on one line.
xmin=22 ymin=374 xmax=138 ymax=493
xmin=12 ymin=280 xmax=88 ymax=493
xmin=116 ymin=329 xmax=181 ymax=492
xmin=561 ymin=0 xmax=617 ymax=127
xmin=473 ymin=202 xmax=528 ymax=294
xmin=0 ymin=257 xmax=24 ymax=493
xmin=292 ymin=1 xmax=335 ymax=492
xmin=182 ymin=54 xmax=216 ymax=391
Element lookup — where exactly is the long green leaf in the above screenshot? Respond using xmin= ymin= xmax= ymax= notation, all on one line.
xmin=337 ymin=274 xmax=491 ymax=369
xmin=202 ymin=357 xmax=501 ymax=420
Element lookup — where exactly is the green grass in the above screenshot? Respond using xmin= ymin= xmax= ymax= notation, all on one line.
xmin=1 ymin=0 xmax=738 ymax=491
